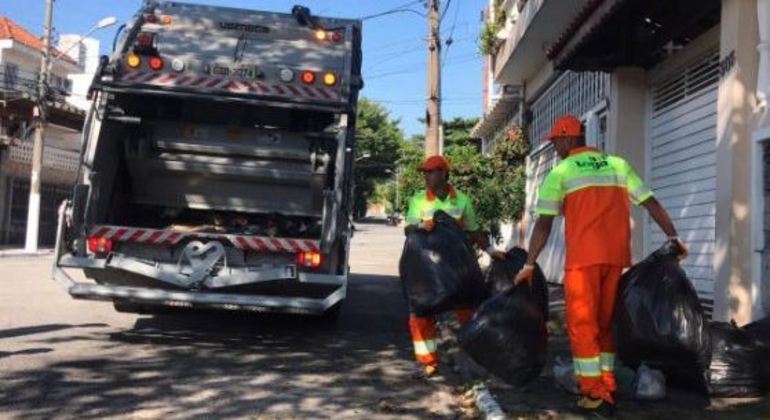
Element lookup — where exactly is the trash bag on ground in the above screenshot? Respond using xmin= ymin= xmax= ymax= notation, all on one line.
xmin=741 ymin=316 xmax=770 ymax=348
xmin=458 ymin=283 xmax=547 ymax=386
xmin=484 ymin=247 xmax=549 ymax=320
xmin=635 ymin=364 xmax=667 ymax=401
xmin=708 ymin=321 xmax=770 ymax=397
xmin=614 ymin=240 xmax=711 ymax=393
xmin=399 ymin=211 xmax=486 ymax=316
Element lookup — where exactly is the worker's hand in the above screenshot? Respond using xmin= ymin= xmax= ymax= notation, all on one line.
xmin=670 ymin=236 xmax=689 ymax=261
xmin=513 ymin=264 xmax=535 ymax=286
xmin=486 ymin=246 xmax=506 ymax=261
xmin=417 ymin=220 xmax=435 ymax=232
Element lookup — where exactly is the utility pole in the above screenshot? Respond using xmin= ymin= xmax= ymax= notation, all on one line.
xmin=425 ymin=0 xmax=442 ymax=157
xmin=25 ymin=0 xmax=54 ymax=252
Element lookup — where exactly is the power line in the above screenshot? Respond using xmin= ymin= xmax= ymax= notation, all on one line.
xmin=359 ymin=0 xmax=426 ymax=21
xmin=365 ymin=55 xmax=478 ymax=81
xmin=440 ymin=0 xmax=452 ymax=22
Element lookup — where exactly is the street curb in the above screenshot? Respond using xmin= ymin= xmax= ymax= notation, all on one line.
xmin=0 ymin=249 xmax=53 ymax=258
xmin=473 ymin=382 xmax=506 ymax=420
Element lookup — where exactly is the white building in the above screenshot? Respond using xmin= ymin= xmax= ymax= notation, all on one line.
xmin=58 ymin=35 xmax=100 ymax=111
xmin=0 ymin=16 xmax=84 ymax=246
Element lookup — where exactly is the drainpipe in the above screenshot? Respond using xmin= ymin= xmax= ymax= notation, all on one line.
xmin=751 ymin=0 xmax=770 ymax=319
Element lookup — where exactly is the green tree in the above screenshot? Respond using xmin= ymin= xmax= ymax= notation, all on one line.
xmin=353 ymin=98 xmax=406 ymax=219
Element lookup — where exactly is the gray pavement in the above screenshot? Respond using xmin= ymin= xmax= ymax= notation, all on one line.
xmin=0 ymin=222 xmax=464 ymax=419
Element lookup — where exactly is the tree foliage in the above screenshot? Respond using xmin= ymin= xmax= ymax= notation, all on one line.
xmin=353 ymin=98 xmax=406 ymax=219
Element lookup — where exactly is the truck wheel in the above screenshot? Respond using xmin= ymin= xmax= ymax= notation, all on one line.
xmin=113 ymin=299 xmax=142 ymax=314
xmin=320 ymin=303 xmax=343 ymax=324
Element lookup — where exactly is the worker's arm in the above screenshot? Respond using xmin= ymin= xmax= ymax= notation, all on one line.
xmin=641 ymin=197 xmax=688 ymax=259
xmin=514 ymin=167 xmax=563 ymax=284
xmin=641 ymin=197 xmax=677 ymax=237
xmin=525 ymin=216 xmax=554 ymax=265
xmin=464 ymin=196 xmax=505 ymax=260
xmin=622 ymin=157 xmax=688 ymax=259
xmin=513 ymin=215 xmax=554 ymax=285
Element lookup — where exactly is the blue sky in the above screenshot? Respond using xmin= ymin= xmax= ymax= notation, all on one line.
xmin=0 ymin=0 xmax=486 ymax=136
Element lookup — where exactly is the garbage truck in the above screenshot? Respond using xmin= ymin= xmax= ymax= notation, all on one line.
xmin=52 ymin=0 xmax=363 ymax=319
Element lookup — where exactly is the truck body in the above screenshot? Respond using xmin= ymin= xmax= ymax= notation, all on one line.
xmin=53 ymin=1 xmax=362 ymax=317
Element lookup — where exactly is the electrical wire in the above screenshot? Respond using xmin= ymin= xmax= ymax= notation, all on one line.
xmin=359 ymin=0 xmax=426 ymax=21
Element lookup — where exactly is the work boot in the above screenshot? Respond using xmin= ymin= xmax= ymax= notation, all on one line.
xmin=411 ymin=364 xmax=439 ymax=381
xmin=576 ymin=395 xmax=615 ymax=418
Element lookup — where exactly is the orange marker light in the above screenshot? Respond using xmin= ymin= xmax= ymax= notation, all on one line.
xmin=160 ymin=15 xmax=173 ymax=25
xmin=126 ymin=53 xmax=141 ymax=68
xmin=301 ymin=71 xmax=316 ymax=84
xmin=298 ymin=251 xmax=323 ymax=268
xmin=149 ymin=56 xmax=164 ymax=70
xmin=322 ymin=72 xmax=337 ymax=86
xmin=314 ymin=29 xmax=327 ymax=41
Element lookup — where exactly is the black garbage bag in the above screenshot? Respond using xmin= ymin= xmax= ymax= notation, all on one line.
xmin=399 ymin=211 xmax=486 ymax=316
xmin=708 ymin=321 xmax=770 ymax=397
xmin=614 ymin=240 xmax=711 ymax=393
xmin=484 ymin=247 xmax=549 ymax=320
xmin=458 ymin=283 xmax=548 ymax=386
xmin=742 ymin=316 xmax=770 ymax=348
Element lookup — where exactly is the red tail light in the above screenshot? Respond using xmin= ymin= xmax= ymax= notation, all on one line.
xmin=298 ymin=251 xmax=322 ymax=269
xmin=87 ymin=236 xmax=114 ymax=254
xmin=301 ymin=71 xmax=316 ymax=85
xmin=149 ymin=56 xmax=164 ymax=70
xmin=330 ymin=31 xmax=343 ymax=42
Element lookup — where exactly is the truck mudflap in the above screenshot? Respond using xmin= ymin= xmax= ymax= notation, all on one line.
xmin=53 ymin=205 xmax=346 ymax=315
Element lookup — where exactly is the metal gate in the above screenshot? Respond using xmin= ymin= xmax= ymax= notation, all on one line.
xmin=2 ymin=178 xmax=70 ymax=246
xmin=647 ymin=51 xmax=719 ymax=300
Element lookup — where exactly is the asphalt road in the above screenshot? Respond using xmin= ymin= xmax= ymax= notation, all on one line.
xmin=0 ymin=222 xmax=463 ymax=419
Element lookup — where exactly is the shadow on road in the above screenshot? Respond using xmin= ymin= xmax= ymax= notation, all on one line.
xmin=0 ymin=274 xmax=454 ymax=418
xmin=0 ymin=323 xmax=109 ymax=339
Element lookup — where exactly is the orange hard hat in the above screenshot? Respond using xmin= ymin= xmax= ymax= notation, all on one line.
xmin=419 ymin=155 xmax=450 ymax=172
xmin=548 ymin=115 xmax=584 ymax=140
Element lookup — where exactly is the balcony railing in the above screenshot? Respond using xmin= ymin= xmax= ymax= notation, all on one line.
xmin=0 ymin=64 xmax=73 ymax=102
xmin=9 ymin=141 xmax=80 ymax=173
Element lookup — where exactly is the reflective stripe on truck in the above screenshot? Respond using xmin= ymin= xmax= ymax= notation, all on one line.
xmin=119 ymin=71 xmax=341 ymax=101
xmin=89 ymin=225 xmax=320 ymax=253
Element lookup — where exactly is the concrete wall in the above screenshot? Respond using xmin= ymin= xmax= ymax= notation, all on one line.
xmin=714 ymin=0 xmax=760 ymax=324
xmin=608 ymin=67 xmax=648 ymax=262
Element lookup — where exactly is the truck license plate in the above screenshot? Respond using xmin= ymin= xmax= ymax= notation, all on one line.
xmin=206 ymin=63 xmax=257 ymax=79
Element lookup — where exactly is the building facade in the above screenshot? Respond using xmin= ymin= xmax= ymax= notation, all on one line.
xmin=473 ymin=0 xmax=769 ymax=324
xmin=0 ymin=17 xmax=85 ymax=246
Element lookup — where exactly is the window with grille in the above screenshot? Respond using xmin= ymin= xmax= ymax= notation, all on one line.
xmin=528 ymin=71 xmax=610 ymax=146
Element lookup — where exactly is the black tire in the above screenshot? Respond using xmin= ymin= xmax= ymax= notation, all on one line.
xmin=319 ymin=302 xmax=343 ymax=324
xmin=113 ymin=299 xmax=142 ymax=314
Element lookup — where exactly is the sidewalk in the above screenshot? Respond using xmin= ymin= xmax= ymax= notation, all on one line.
xmin=0 ymin=247 xmax=53 ymax=258
xmin=473 ymin=285 xmax=770 ymax=419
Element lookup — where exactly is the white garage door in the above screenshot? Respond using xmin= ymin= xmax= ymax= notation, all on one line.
xmin=647 ymin=51 xmax=719 ymax=300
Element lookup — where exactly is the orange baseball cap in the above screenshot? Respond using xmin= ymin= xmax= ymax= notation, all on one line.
xmin=419 ymin=155 xmax=450 ymax=172
xmin=548 ymin=115 xmax=584 ymax=140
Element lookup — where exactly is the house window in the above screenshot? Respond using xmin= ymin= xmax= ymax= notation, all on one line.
xmin=3 ymin=63 xmax=18 ymax=89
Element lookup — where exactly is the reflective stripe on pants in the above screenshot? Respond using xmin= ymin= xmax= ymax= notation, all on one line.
xmin=408 ymin=307 xmax=475 ymax=367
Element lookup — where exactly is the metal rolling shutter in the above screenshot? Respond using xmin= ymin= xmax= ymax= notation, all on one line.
xmin=647 ymin=51 xmax=719 ymax=300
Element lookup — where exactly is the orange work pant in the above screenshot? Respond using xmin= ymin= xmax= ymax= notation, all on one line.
xmin=408 ymin=308 xmax=474 ymax=367
xmin=564 ymin=265 xmax=622 ymax=402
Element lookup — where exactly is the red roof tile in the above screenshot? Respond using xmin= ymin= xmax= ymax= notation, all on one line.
xmin=0 ymin=16 xmax=78 ymax=66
